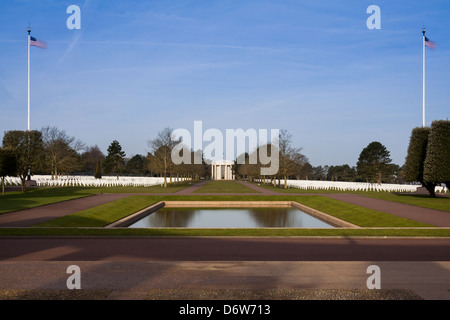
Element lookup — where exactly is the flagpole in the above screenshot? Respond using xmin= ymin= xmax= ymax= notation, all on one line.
xmin=422 ymin=28 xmax=426 ymax=128
xmin=27 ymin=27 xmax=31 ymax=132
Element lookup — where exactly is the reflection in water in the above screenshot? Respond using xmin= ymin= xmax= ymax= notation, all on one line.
xmin=127 ymin=207 xmax=334 ymax=228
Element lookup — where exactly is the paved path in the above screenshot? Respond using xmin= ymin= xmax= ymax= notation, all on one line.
xmin=0 ymin=259 xmax=447 ymax=303
xmin=0 ymin=238 xmax=449 ymax=300
xmin=234 ymin=181 xmax=281 ymax=195
xmin=0 ymin=194 xmax=132 ymax=227
xmin=174 ymin=180 xmax=265 ymax=196
xmin=1 ymin=237 xmax=449 ymax=262
xmin=173 ymin=180 xmax=212 ymax=195
xmin=324 ymin=194 xmax=450 ymax=227
xmin=0 ymin=261 xmax=448 ymax=300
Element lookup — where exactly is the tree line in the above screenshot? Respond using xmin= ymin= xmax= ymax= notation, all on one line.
xmin=1 ymin=121 xmax=448 ymax=194
xmin=232 ymin=122 xmax=449 ymax=196
xmin=0 ymin=126 xmax=210 ymax=193
xmin=234 ymin=132 xmax=403 ymax=186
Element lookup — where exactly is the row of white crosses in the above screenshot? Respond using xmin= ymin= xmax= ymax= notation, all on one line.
xmin=3 ymin=175 xmax=448 ymax=193
xmin=258 ymin=179 xmax=448 ymax=193
xmin=4 ymin=175 xmax=180 ymax=188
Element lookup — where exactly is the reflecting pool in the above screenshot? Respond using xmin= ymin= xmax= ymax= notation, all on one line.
xmin=127 ymin=207 xmax=334 ymax=228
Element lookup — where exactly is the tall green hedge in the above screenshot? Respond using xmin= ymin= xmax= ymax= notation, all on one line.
xmin=403 ymin=127 xmax=431 ymax=183
xmin=423 ymin=120 xmax=450 ymax=188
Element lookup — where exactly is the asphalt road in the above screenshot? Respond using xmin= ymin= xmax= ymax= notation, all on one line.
xmin=1 ymin=237 xmax=449 ymax=261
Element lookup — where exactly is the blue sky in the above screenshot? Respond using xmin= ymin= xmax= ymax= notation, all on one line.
xmin=0 ymin=0 xmax=449 ymax=167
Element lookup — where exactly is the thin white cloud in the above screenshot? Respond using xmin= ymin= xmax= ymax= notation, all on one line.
xmin=58 ymin=0 xmax=91 ymax=64
xmin=58 ymin=30 xmax=83 ymax=64
xmin=72 ymin=39 xmax=286 ymax=55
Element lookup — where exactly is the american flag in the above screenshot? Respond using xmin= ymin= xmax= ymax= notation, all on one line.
xmin=30 ymin=36 xmax=47 ymax=49
xmin=424 ymin=36 xmax=436 ymax=49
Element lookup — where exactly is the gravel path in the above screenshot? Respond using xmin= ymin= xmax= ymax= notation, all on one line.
xmin=0 ymin=260 xmax=448 ymax=300
xmin=0 ymin=288 xmax=423 ymax=300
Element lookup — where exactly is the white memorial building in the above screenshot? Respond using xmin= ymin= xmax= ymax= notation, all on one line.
xmin=211 ymin=160 xmax=235 ymax=180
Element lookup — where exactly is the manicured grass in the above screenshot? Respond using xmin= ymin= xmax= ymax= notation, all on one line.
xmin=0 ymin=181 xmax=195 ymax=215
xmin=361 ymin=193 xmax=450 ymax=212
xmin=35 ymin=196 xmax=155 ymax=227
xmin=2 ymin=185 xmax=443 ymax=237
xmin=0 ymin=187 xmax=93 ymax=214
xmin=295 ymin=196 xmax=431 ymax=227
xmin=254 ymin=182 xmax=450 ymax=212
xmin=193 ymin=180 xmax=260 ymax=193
xmin=0 ymin=227 xmax=449 ymax=237
xmin=34 ymin=195 xmax=430 ymax=228
xmin=249 ymin=182 xmax=363 ymax=194
xmin=83 ymin=180 xmax=197 ymax=194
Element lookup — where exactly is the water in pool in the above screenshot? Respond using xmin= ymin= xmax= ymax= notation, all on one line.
xmin=127 ymin=207 xmax=334 ymax=228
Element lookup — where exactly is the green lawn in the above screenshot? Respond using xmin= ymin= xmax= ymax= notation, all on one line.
xmin=36 ymin=195 xmax=155 ymax=227
xmin=0 ymin=187 xmax=93 ymax=214
xmin=75 ymin=180 xmax=196 ymax=194
xmin=0 ymin=227 xmax=449 ymax=237
xmin=34 ymin=195 xmax=431 ymax=228
xmin=252 ymin=182 xmax=450 ymax=212
xmin=193 ymin=180 xmax=259 ymax=193
xmin=249 ymin=182 xmax=378 ymax=194
xmin=0 ymin=181 xmax=195 ymax=215
xmin=2 ymin=184 xmax=446 ymax=237
xmin=293 ymin=196 xmax=431 ymax=227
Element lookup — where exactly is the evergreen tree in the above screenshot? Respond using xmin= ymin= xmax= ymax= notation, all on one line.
xmin=327 ymin=164 xmax=357 ymax=182
xmin=125 ymin=154 xmax=148 ymax=176
xmin=103 ymin=140 xmax=126 ymax=179
xmin=356 ymin=141 xmax=392 ymax=184
xmin=94 ymin=160 xmax=102 ymax=179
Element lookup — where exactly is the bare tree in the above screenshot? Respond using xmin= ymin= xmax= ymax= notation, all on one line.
xmin=80 ymin=145 xmax=105 ymax=175
xmin=291 ymin=152 xmax=309 ymax=180
xmin=41 ymin=126 xmax=85 ymax=179
xmin=148 ymin=127 xmax=180 ymax=187
xmin=277 ymin=129 xmax=303 ymax=188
